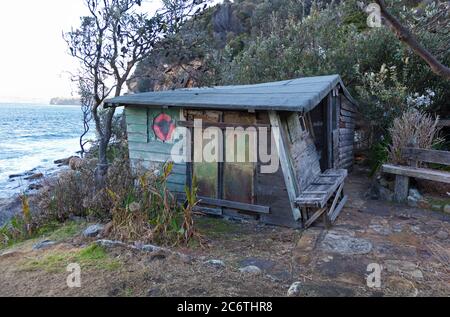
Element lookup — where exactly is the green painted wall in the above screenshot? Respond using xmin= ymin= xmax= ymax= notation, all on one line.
xmin=125 ymin=106 xmax=187 ymax=193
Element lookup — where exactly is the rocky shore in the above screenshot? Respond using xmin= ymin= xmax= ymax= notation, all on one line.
xmin=0 ymin=156 xmax=81 ymax=226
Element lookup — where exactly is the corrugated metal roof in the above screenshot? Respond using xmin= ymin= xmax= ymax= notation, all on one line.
xmin=105 ymin=74 xmax=357 ymax=112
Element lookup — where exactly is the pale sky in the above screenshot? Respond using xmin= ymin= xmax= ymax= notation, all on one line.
xmin=0 ymin=0 xmax=161 ymax=103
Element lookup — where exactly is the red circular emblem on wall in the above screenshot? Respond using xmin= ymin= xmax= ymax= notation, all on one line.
xmin=153 ymin=113 xmax=176 ymax=142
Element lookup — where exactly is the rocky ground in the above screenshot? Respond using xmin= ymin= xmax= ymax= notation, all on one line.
xmin=0 ymin=168 xmax=449 ymax=297
xmin=0 ymin=156 xmax=78 ymax=226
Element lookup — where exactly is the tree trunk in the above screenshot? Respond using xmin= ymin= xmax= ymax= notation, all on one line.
xmin=95 ymin=138 xmax=109 ymax=189
xmin=94 ymin=107 xmax=116 ymax=189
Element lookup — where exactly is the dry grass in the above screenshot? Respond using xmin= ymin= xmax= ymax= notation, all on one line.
xmin=388 ymin=108 xmax=442 ymax=165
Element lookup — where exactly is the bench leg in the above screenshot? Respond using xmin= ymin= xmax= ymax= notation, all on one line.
xmin=394 ymin=175 xmax=409 ymax=203
xmin=323 ymin=212 xmax=331 ymax=229
xmin=301 ymin=207 xmax=309 ymax=228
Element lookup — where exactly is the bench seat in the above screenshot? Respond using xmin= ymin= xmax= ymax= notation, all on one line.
xmin=295 ymin=169 xmax=348 ymax=208
xmin=382 ymin=164 xmax=450 ymax=184
xmin=295 ymin=169 xmax=348 ymax=228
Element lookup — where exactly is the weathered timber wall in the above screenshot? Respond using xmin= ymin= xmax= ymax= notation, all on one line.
xmin=338 ymin=96 xmax=356 ymax=170
xmin=126 ymin=106 xmax=187 ymax=193
xmin=256 ymin=112 xmax=299 ymax=228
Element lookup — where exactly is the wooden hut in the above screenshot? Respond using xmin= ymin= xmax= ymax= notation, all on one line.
xmin=106 ymin=75 xmax=358 ymax=228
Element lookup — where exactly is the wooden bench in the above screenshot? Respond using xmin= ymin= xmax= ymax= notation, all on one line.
xmin=295 ymin=169 xmax=348 ymax=229
xmin=382 ymin=147 xmax=450 ymax=202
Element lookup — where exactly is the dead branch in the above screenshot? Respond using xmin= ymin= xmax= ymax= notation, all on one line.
xmin=375 ymin=0 xmax=450 ymax=80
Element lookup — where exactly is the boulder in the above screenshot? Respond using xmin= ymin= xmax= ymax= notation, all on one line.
xmin=69 ymin=157 xmax=84 ymax=170
xmin=365 ymin=182 xmax=394 ymax=201
xmin=54 ymin=156 xmax=77 ymax=166
xmin=320 ymin=231 xmax=372 ymax=255
xmin=287 ymin=282 xmax=302 ymax=297
xmin=204 ymin=259 xmax=225 ymax=268
xmin=444 ymin=205 xmax=450 ymax=214
xmin=8 ymin=173 xmax=25 ymax=179
xmin=435 ymin=230 xmax=448 ymax=240
xmin=407 ymin=196 xmax=419 ymax=208
xmin=379 ymin=186 xmax=394 ymax=202
xmin=32 ymin=240 xmax=56 ymax=250
xmin=409 ymin=188 xmax=422 ymax=199
xmin=28 ymin=183 xmax=43 ymax=191
xmin=24 ymin=173 xmax=44 ymax=181
xmin=147 ymin=249 xmax=168 ymax=262
xmin=137 ymin=243 xmax=163 ymax=253
xmin=384 ymin=260 xmax=423 ymax=280
xmin=83 ymin=224 xmax=105 ymax=238
xmin=0 ymin=250 xmax=23 ymax=258
xmin=95 ymin=239 xmax=126 ymax=248
xmin=239 ymin=265 xmax=262 ymax=275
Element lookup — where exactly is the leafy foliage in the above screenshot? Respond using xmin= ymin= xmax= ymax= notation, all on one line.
xmin=131 ymin=0 xmax=450 ymax=137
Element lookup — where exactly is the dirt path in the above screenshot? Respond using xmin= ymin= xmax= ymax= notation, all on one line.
xmin=0 ymin=169 xmax=449 ymax=297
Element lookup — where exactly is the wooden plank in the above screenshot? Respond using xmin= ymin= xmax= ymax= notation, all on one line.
xmin=126 ymin=106 xmax=147 ymax=116
xmin=177 ymin=120 xmax=270 ymax=130
xmin=340 ymin=122 xmax=355 ymax=129
xmin=304 ymin=207 xmax=327 ymax=229
xmin=194 ymin=196 xmax=270 ymax=214
xmin=329 ymin=195 xmax=348 ymax=223
xmin=339 ymin=152 xmax=354 ymax=161
xmin=339 ymin=134 xmax=354 ymax=141
xmin=340 ymin=109 xmax=356 ymax=117
xmin=167 ymin=173 xmax=186 ymax=185
xmin=193 ymin=206 xmax=223 ymax=216
xmin=303 ymin=191 xmax=328 ymax=194
xmin=125 ymin=113 xmax=147 ymax=125
xmin=285 ymin=112 xmax=321 ymax=191
xmin=130 ymin=159 xmax=186 ymax=175
xmin=394 ymin=175 xmax=409 ymax=202
xmin=327 ymin=182 xmax=344 ymax=218
xmin=326 ymin=94 xmax=333 ymax=169
xmin=127 ymin=123 xmax=148 ymax=134
xmin=167 ymin=183 xmax=186 ymax=193
xmin=340 ymin=140 xmax=354 ymax=147
xmin=339 ymin=128 xmax=354 ymax=135
xmin=340 ymin=116 xmax=354 ymax=123
xmin=341 ymin=98 xmax=357 ymax=113
xmin=296 ymin=169 xmax=347 ymax=208
xmin=382 ymin=164 xmax=450 ymax=184
xmin=129 ymin=150 xmax=185 ymax=164
xmin=333 ymin=130 xmax=339 ymax=169
xmin=127 ymin=132 xmax=148 ymax=143
xmin=311 ymin=182 xmax=335 ymax=186
xmin=128 ymin=141 xmax=182 ymax=155
xmin=402 ymin=148 xmax=450 ymax=166
xmin=269 ymin=111 xmax=302 ymax=221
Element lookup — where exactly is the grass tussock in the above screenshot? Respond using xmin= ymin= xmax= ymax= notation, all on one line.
xmin=107 ymin=162 xmax=203 ymax=247
xmin=1 ymin=141 xmax=201 ymax=249
xmin=388 ymin=109 xmax=442 ymax=165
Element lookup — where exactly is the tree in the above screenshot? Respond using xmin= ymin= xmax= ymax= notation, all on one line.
xmin=78 ymin=78 xmax=93 ymax=158
xmin=375 ymin=0 xmax=450 ymax=80
xmin=65 ymin=0 xmax=207 ymax=187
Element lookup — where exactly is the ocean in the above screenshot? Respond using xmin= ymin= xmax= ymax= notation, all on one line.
xmin=0 ymin=103 xmax=92 ymax=199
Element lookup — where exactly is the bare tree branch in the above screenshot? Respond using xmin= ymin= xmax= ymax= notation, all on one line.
xmin=376 ymin=0 xmax=450 ymax=80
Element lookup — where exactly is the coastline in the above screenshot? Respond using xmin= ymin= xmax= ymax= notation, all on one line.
xmin=0 ymin=157 xmax=73 ymax=226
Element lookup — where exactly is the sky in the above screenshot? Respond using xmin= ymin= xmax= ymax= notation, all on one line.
xmin=0 ymin=0 xmax=162 ymax=104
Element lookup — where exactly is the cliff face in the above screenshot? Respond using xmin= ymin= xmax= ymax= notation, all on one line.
xmin=128 ymin=0 xmax=306 ymax=93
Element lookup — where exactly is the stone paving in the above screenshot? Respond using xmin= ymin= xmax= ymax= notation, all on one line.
xmin=291 ymin=168 xmax=450 ymax=296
